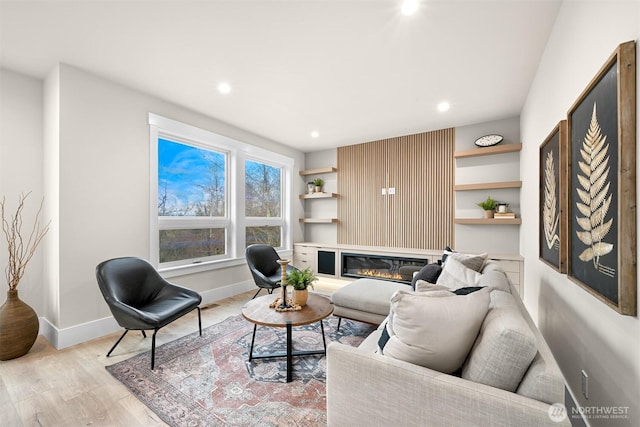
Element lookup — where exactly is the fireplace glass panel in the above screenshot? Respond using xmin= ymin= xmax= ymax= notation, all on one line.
xmin=341 ymin=252 xmax=427 ymax=283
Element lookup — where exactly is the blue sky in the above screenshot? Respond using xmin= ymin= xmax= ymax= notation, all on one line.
xmin=158 ymin=138 xmax=224 ymax=210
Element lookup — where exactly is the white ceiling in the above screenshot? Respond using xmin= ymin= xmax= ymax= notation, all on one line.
xmin=0 ymin=0 xmax=561 ymax=151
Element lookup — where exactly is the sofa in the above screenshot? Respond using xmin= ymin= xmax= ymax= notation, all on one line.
xmin=327 ymin=259 xmax=569 ymax=427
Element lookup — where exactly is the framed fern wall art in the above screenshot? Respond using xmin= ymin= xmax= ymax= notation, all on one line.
xmin=567 ymin=41 xmax=636 ymax=316
xmin=539 ymin=120 xmax=567 ymax=273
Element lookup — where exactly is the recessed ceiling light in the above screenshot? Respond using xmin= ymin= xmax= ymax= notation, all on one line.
xmin=217 ymin=82 xmax=232 ymax=94
xmin=401 ymin=0 xmax=418 ymax=16
xmin=311 ymin=131 xmax=320 ymax=138
xmin=437 ymin=101 xmax=450 ymax=112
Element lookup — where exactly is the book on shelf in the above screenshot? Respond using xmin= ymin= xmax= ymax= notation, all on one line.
xmin=494 ymin=212 xmax=516 ymax=219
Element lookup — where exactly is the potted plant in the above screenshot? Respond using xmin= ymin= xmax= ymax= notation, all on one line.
xmin=286 ymin=267 xmax=317 ymax=307
xmin=0 ymin=192 xmax=50 ymax=360
xmin=477 ymin=196 xmax=497 ymax=219
xmin=313 ymin=178 xmax=324 ymax=193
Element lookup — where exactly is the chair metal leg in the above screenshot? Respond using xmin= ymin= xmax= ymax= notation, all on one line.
xmin=252 ymin=288 xmax=263 ymax=299
xmin=337 ymin=317 xmax=342 ymax=331
xmin=196 ymin=307 xmax=202 ymax=336
xmin=106 ymin=329 xmax=129 ymax=357
xmin=151 ymin=328 xmax=159 ymax=370
xmin=141 ymin=330 xmax=147 ymax=338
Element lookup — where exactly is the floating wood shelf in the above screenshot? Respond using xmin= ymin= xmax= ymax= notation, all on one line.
xmin=299 ymin=218 xmax=338 ymax=223
xmin=299 ymin=192 xmax=338 ymax=199
xmin=454 ymin=143 xmax=522 ymax=159
xmin=455 ymin=218 xmax=522 ymax=225
xmin=299 ymin=167 xmax=337 ymax=176
xmin=454 ymin=181 xmax=522 ymax=191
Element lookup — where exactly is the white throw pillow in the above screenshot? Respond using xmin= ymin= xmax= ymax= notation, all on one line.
xmin=436 ymin=257 xmax=483 ymax=290
xmin=414 ymin=280 xmax=450 ymax=292
xmin=379 ymin=288 xmax=490 ymax=374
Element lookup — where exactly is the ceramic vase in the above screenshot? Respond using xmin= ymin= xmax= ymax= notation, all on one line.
xmin=0 ymin=290 xmax=39 ymax=360
xmin=292 ymin=289 xmax=309 ymax=307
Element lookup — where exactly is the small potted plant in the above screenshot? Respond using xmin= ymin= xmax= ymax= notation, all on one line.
xmin=477 ymin=196 xmax=497 ymax=219
xmin=286 ymin=267 xmax=317 ymax=307
xmin=313 ymin=178 xmax=324 ymax=193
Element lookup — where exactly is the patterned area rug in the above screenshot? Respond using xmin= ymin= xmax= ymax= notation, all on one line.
xmin=106 ymin=313 xmax=375 ymax=426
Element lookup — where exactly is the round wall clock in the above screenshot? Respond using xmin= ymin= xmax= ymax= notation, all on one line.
xmin=474 ymin=134 xmax=504 ymax=147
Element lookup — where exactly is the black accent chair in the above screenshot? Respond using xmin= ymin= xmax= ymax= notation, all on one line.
xmin=95 ymin=257 xmax=202 ymax=370
xmin=246 ymin=244 xmax=297 ymax=299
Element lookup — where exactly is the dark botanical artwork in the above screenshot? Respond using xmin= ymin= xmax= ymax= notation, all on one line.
xmin=567 ymin=41 xmax=636 ymax=315
xmin=539 ymin=121 xmax=566 ymax=272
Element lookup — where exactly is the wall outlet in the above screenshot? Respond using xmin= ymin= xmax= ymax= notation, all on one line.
xmin=388 ymin=187 xmax=396 ymax=195
xmin=581 ymin=370 xmax=589 ymax=399
xmin=381 ymin=188 xmax=387 ymax=196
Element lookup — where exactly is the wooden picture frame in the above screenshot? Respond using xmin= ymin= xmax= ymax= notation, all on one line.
xmin=539 ymin=120 xmax=567 ymax=273
xmin=567 ymin=41 xmax=636 ymax=315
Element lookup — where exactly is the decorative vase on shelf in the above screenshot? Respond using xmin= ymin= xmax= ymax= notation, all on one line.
xmin=292 ymin=289 xmax=309 ymax=307
xmin=0 ymin=290 xmax=39 ymax=360
xmin=484 ymin=210 xmax=494 ymax=219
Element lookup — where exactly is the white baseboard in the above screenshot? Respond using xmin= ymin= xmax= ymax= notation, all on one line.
xmin=39 ymin=280 xmax=255 ymax=350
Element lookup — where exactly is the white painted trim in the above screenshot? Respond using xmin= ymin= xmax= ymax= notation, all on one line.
xmin=40 ymin=315 xmax=120 ymax=350
xmin=38 ymin=280 xmax=255 ymax=350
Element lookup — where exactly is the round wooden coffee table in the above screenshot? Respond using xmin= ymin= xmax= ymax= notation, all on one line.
xmin=241 ymin=293 xmax=334 ymax=382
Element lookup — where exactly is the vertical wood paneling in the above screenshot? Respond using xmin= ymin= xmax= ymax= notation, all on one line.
xmin=338 ymin=129 xmax=454 ymax=249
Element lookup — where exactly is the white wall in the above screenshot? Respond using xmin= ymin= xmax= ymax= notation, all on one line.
xmin=520 ymin=1 xmax=639 ymax=424
xmin=2 ymin=64 xmax=305 ymax=348
xmin=0 ymin=69 xmax=45 ymax=315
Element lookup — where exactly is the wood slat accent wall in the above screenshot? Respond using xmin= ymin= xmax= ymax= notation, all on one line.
xmin=338 ymin=129 xmax=455 ymax=249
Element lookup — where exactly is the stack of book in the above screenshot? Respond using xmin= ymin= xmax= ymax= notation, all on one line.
xmin=494 ymin=211 xmax=516 ymax=219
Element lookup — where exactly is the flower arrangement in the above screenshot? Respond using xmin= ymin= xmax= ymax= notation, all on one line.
xmin=1 ymin=192 xmax=50 ymax=291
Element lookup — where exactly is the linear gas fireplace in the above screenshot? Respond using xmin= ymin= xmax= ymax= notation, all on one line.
xmin=341 ymin=252 xmax=428 ymax=284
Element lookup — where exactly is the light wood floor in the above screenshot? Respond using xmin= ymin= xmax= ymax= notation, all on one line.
xmin=0 ymin=282 xmax=344 ymax=427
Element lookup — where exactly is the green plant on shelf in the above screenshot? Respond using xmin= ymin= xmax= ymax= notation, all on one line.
xmin=477 ymin=196 xmax=497 ymax=211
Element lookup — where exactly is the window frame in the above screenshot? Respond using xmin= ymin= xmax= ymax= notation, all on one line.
xmin=149 ymin=113 xmax=293 ymax=275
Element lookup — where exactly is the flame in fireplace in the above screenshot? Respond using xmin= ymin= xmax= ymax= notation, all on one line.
xmin=357 ymin=269 xmax=403 ymax=280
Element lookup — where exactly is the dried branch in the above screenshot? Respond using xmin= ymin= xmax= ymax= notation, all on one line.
xmin=1 ymin=192 xmax=50 ymax=291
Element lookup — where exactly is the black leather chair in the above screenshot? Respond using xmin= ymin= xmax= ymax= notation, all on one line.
xmin=246 ymin=244 xmax=297 ymax=299
xmin=95 ymin=257 xmax=202 ymax=369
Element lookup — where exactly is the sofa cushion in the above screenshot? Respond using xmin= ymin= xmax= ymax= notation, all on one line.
xmin=410 ymin=263 xmax=442 ymax=289
xmin=435 ymin=257 xmax=483 ymax=290
xmin=462 ymin=290 xmax=537 ymax=392
xmin=378 ymin=288 xmax=490 ymax=374
xmin=516 ymin=351 xmax=565 ymax=404
xmin=477 ymin=269 xmax=511 ymax=293
xmin=331 ymin=278 xmax=409 ymax=316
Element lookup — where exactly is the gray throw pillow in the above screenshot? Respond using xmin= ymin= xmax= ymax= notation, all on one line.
xmin=410 ymin=263 xmax=442 ymax=289
xmin=448 ymin=252 xmax=488 ymax=272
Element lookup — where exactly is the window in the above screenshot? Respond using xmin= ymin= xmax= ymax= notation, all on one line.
xmin=149 ymin=114 xmax=293 ymax=271
xmin=157 ymin=138 xmax=228 ymax=265
xmin=245 ymin=160 xmax=283 ymax=247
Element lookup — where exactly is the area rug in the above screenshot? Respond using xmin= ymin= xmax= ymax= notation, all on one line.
xmin=106 ymin=314 xmax=375 ymax=426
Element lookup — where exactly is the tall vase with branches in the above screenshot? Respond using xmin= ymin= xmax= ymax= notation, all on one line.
xmin=0 ymin=192 xmax=50 ymax=360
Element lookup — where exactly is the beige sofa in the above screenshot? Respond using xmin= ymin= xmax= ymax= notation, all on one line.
xmin=327 ymin=262 xmax=569 ymax=427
